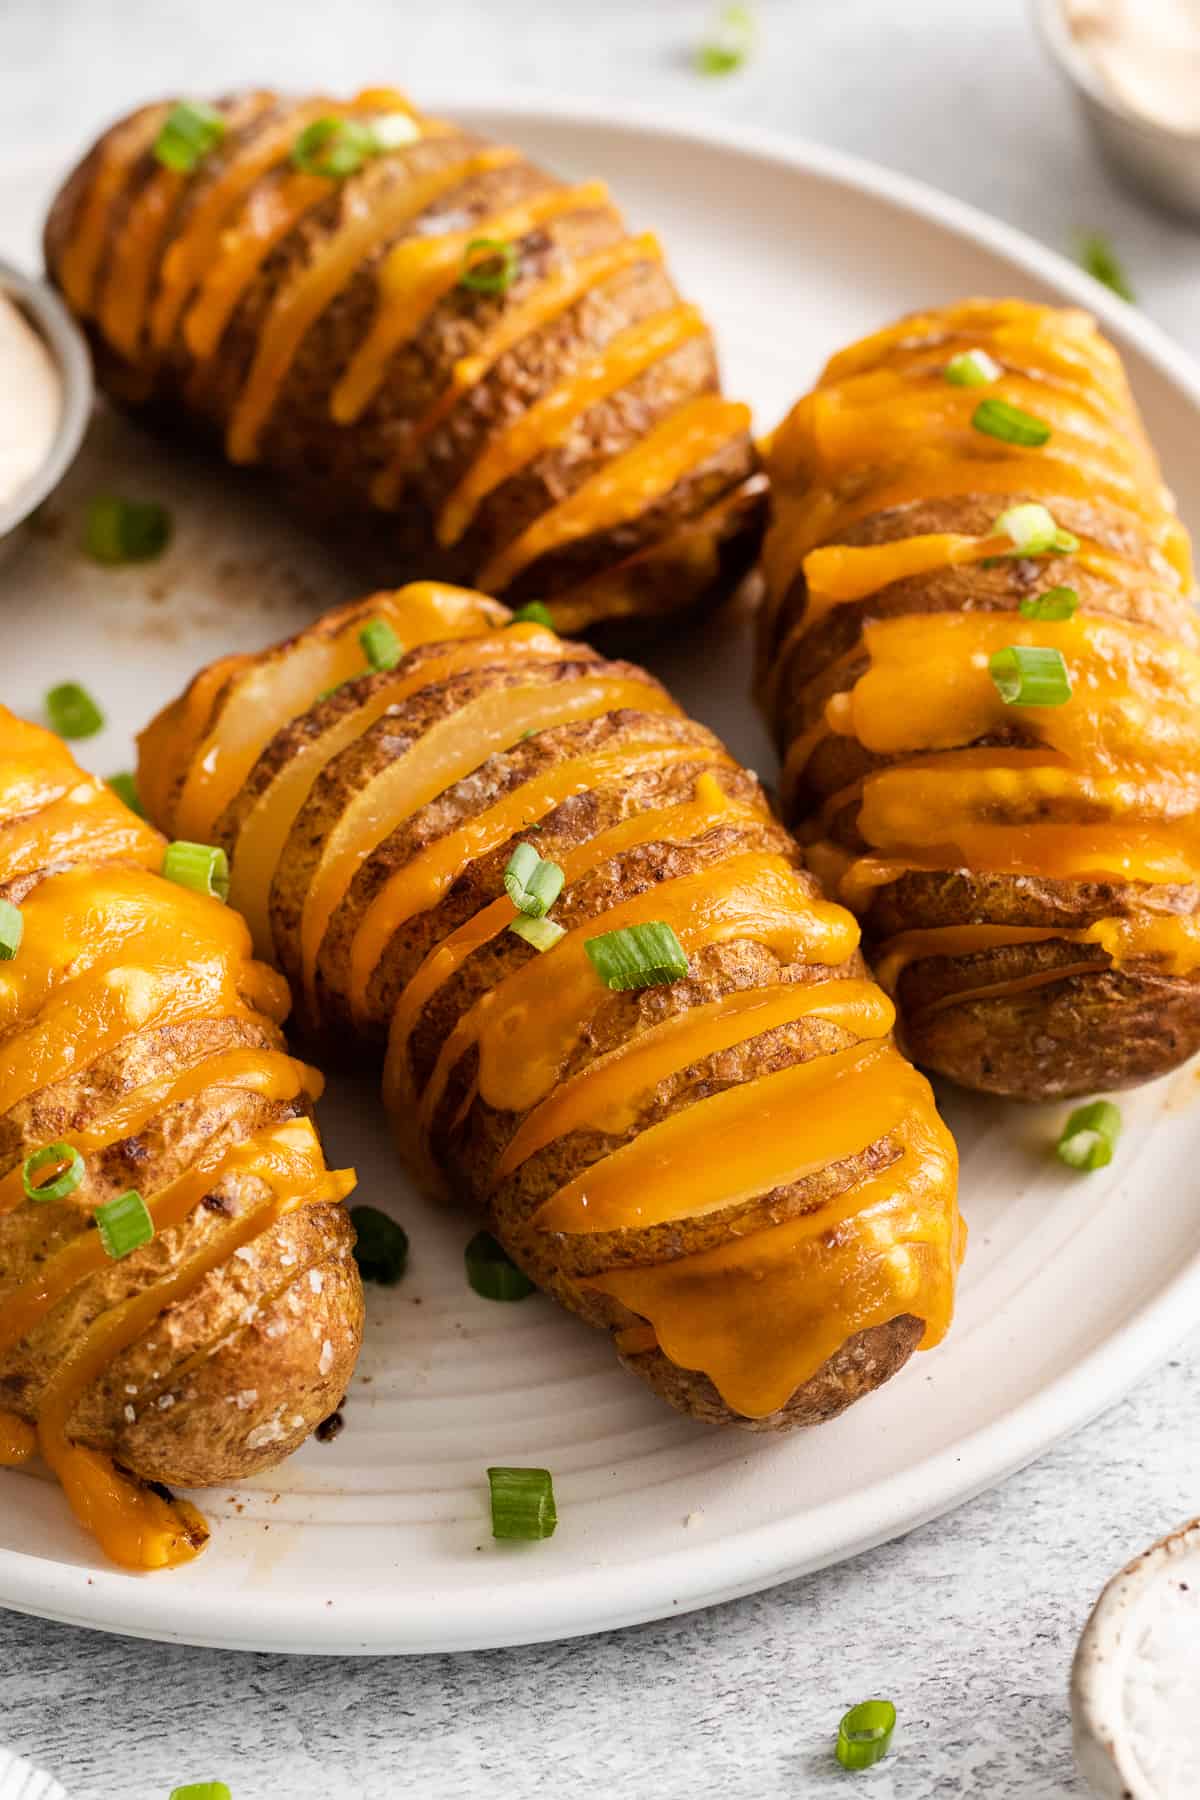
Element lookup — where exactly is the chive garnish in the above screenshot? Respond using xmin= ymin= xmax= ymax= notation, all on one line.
xmin=695 ymin=2 xmax=755 ymax=74
xmin=1019 ymin=586 xmax=1079 ymax=621
xmin=1078 ymin=232 xmax=1134 ymax=303
xmin=585 ymin=922 xmax=689 ymax=990
xmin=509 ymin=601 xmax=554 ymax=628
xmin=459 ymin=238 xmax=520 ymax=296
xmin=162 ymin=841 xmax=230 ymax=902
xmin=989 ymin=645 xmax=1072 ymax=707
xmin=22 ymin=1143 xmax=85 ymax=1203
xmin=45 ymin=682 xmax=104 ymax=740
xmin=836 ymin=1700 xmax=896 ymax=1771
xmin=291 ymin=117 xmax=378 ymax=178
xmin=359 ymin=617 xmax=402 ymax=672
xmin=153 ymin=102 xmax=227 ymax=173
xmin=95 ymin=1189 xmax=154 ymax=1259
xmin=944 ymin=348 xmax=1001 ymax=387
xmin=169 ymin=1784 xmax=232 ymax=1800
xmin=1057 ymin=1099 xmax=1121 ymax=1172
xmin=487 ymin=1466 xmax=557 ymax=1540
xmin=509 ymin=913 xmax=566 ymax=952
xmin=83 ymin=496 xmax=172 ymax=565
xmin=972 ymin=398 xmax=1051 ymax=446
xmin=992 ymin=503 xmax=1079 ymax=557
xmin=349 ymin=1204 xmax=409 ymax=1285
xmin=465 ymin=1231 xmax=536 ymax=1302
xmin=503 ymin=842 xmax=565 ymax=918
xmin=0 ymin=897 xmax=22 ymax=962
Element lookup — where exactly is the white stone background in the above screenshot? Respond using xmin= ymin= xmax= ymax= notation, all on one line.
xmin=1 ymin=2 xmax=1199 ymax=1796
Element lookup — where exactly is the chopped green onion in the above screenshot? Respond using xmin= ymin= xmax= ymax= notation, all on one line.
xmin=944 ymin=348 xmax=1001 ymax=387
xmin=1019 ymin=585 xmax=1079 ymax=621
xmin=106 ymin=771 xmax=145 ymax=816
xmin=989 ymin=645 xmax=1072 ymax=707
xmin=585 ymin=922 xmax=689 ymax=990
xmin=836 ymin=1700 xmax=896 ymax=1771
xmin=45 ymin=682 xmax=104 ymax=740
xmin=83 ymin=495 xmax=172 ymax=565
xmin=509 ymin=913 xmax=566 ymax=952
xmin=503 ymin=842 xmax=565 ymax=917
xmin=152 ymin=101 xmax=227 ymax=173
xmin=169 ymin=1784 xmax=232 ymax=1800
xmin=291 ymin=116 xmax=378 ymax=178
xmin=162 ymin=840 xmax=230 ymax=902
xmin=972 ymin=397 xmax=1051 ymax=447
xmin=459 ymin=238 xmax=520 ymax=296
xmin=1057 ymin=1099 xmax=1122 ymax=1172
xmin=370 ymin=112 xmax=420 ymax=151
xmin=359 ymin=617 xmax=402 ymax=672
xmin=95 ymin=1189 xmax=154 ymax=1259
xmin=0 ymin=897 xmax=22 ymax=961
xmin=509 ymin=600 xmax=554 ymax=628
xmin=993 ymin=503 xmax=1079 ymax=557
xmin=349 ymin=1204 xmax=409 ymax=1285
xmin=1078 ymin=232 xmax=1134 ymax=303
xmin=487 ymin=1466 xmax=557 ymax=1540
xmin=23 ymin=1142 xmax=85 ymax=1203
xmin=695 ymin=2 xmax=755 ymax=74
xmin=465 ymin=1230 xmax=536 ymax=1302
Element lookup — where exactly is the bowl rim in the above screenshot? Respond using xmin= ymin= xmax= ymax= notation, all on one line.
xmin=0 ymin=257 xmax=93 ymax=540
xmin=1030 ymin=0 xmax=1200 ymax=147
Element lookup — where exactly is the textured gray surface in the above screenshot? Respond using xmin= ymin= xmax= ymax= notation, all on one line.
xmin=2 ymin=1 xmax=1200 ymax=1796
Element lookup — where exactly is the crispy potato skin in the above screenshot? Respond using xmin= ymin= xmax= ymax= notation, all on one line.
xmin=145 ymin=612 xmax=958 ymax=1430
xmin=0 ymin=726 xmax=362 ymax=1493
xmin=761 ymin=305 xmax=1200 ymax=1102
xmin=44 ymin=93 xmax=765 ymax=633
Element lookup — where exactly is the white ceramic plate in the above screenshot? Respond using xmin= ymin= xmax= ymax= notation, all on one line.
xmin=3 ymin=98 xmax=1200 ymax=1656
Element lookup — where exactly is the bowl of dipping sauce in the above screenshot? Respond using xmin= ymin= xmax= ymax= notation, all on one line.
xmin=1034 ymin=0 xmax=1200 ymax=219
xmin=0 ymin=258 xmax=92 ymax=549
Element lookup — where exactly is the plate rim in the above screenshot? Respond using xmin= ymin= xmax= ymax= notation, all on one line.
xmin=3 ymin=91 xmax=1200 ymax=1655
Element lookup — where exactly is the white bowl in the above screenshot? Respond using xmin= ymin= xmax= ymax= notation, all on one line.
xmin=0 ymin=1746 xmax=71 ymax=1800
xmin=1073 ymin=1516 xmax=1200 ymax=1798
xmin=0 ymin=258 xmax=93 ymax=548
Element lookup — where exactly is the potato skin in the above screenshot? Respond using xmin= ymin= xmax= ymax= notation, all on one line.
xmin=0 ymin=719 xmax=362 ymax=1497
xmin=44 ymin=93 xmax=765 ymax=634
xmin=146 ymin=612 xmax=961 ymax=1430
xmin=761 ymin=306 xmax=1200 ymax=1102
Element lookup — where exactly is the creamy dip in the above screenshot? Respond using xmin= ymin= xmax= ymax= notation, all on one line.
xmin=1120 ymin=1546 xmax=1200 ymax=1798
xmin=0 ymin=289 xmax=61 ymax=514
xmin=1065 ymin=0 xmax=1200 ymax=133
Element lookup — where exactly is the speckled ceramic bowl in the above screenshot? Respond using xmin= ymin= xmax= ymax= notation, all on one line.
xmin=1072 ymin=1516 xmax=1200 ymax=1798
xmin=0 ymin=258 xmax=92 ymax=551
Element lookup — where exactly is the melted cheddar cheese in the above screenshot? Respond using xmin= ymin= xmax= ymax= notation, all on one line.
xmin=762 ymin=298 xmax=1200 ymax=996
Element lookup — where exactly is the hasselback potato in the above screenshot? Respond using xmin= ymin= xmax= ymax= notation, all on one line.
xmin=0 ymin=706 xmax=360 ymax=1569
xmin=759 ymin=298 xmax=1200 ymax=1100
xmin=45 ymin=88 xmax=765 ymax=635
xmin=140 ymin=582 xmax=963 ymax=1430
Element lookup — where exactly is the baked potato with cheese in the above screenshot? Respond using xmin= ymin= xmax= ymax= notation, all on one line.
xmin=759 ymin=298 xmax=1200 ymax=1100
xmin=44 ymin=88 xmax=765 ymax=636
xmin=0 ymin=706 xmax=361 ymax=1569
xmin=140 ymin=585 xmax=963 ymax=1430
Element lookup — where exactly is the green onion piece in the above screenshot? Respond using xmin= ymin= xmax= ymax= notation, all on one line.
xmin=83 ymin=495 xmax=172 ymax=565
xmin=349 ymin=1204 xmax=409 ymax=1285
xmin=509 ymin=913 xmax=566 ymax=952
xmin=993 ymin=503 xmax=1079 ymax=557
xmin=944 ymin=348 xmax=1001 ymax=387
xmin=585 ymin=921 xmax=689 ymax=990
xmin=503 ymin=842 xmax=565 ymax=917
xmin=972 ymin=397 xmax=1051 ymax=447
xmin=836 ymin=1700 xmax=896 ymax=1771
xmin=359 ymin=617 xmax=402 ymax=672
xmin=95 ymin=1189 xmax=154 ymax=1260
xmin=45 ymin=682 xmax=104 ymax=740
xmin=370 ymin=112 xmax=420 ymax=150
xmin=0 ymin=897 xmax=22 ymax=962
xmin=487 ymin=1466 xmax=557 ymax=1540
xmin=460 ymin=237 xmax=520 ymax=296
xmin=465 ymin=1230 xmax=536 ymax=1302
xmin=23 ymin=1142 xmax=85 ymax=1203
xmin=1019 ymin=585 xmax=1079 ymax=621
xmin=106 ymin=771 xmax=145 ymax=816
xmin=169 ymin=1784 xmax=232 ymax=1800
xmin=291 ymin=116 xmax=378 ymax=178
xmin=1057 ymin=1099 xmax=1122 ymax=1172
xmin=989 ymin=645 xmax=1072 ymax=707
xmin=162 ymin=840 xmax=230 ymax=902
xmin=695 ymin=2 xmax=755 ymax=74
xmin=153 ymin=101 xmax=227 ymax=173
xmin=509 ymin=600 xmax=554 ymax=628
xmin=1078 ymin=232 xmax=1134 ymax=303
